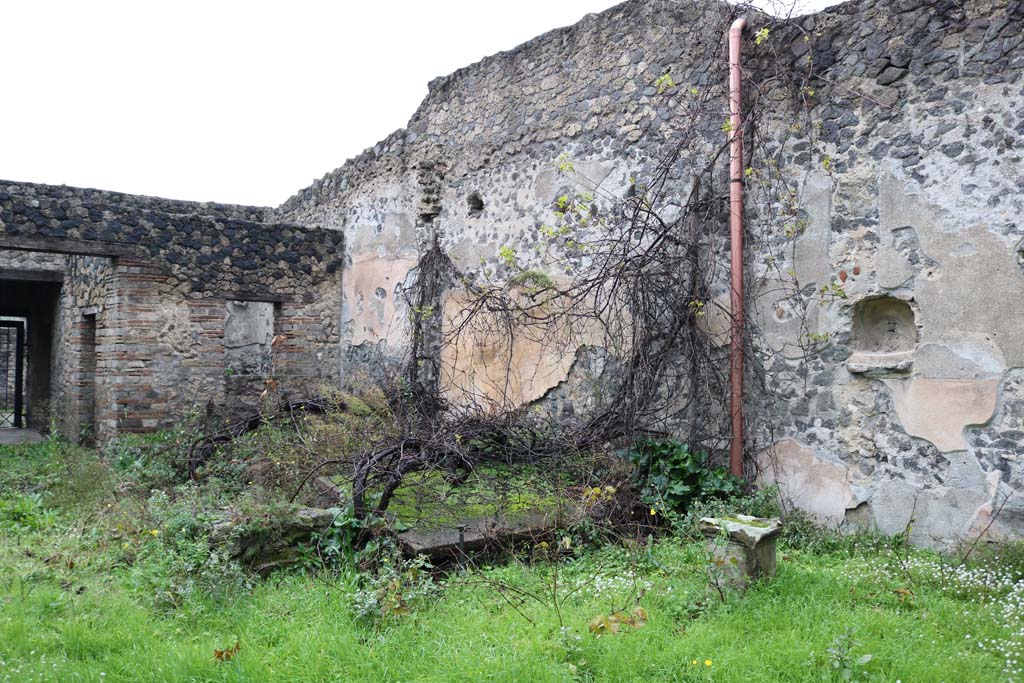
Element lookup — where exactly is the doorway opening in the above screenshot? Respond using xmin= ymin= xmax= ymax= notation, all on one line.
xmin=0 ymin=318 xmax=27 ymax=429
xmin=1 ymin=271 xmax=62 ymax=434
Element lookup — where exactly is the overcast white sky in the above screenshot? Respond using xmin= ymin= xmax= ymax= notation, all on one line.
xmin=1 ymin=0 xmax=837 ymax=208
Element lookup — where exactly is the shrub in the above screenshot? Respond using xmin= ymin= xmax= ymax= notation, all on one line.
xmin=626 ymin=440 xmax=744 ymax=517
xmin=0 ymin=492 xmax=58 ymax=532
xmin=106 ymin=429 xmax=193 ymax=492
xmin=129 ymin=534 xmax=253 ymax=611
xmin=777 ymin=507 xmax=846 ymax=553
xmin=145 ymin=485 xmax=223 ymax=540
xmin=348 ymin=548 xmax=437 ymax=622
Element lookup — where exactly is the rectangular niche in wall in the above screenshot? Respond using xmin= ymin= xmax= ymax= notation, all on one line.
xmin=224 ymin=300 xmax=275 ymax=398
xmin=846 ymin=295 xmax=917 ymax=377
xmin=79 ymin=312 xmax=97 ymax=443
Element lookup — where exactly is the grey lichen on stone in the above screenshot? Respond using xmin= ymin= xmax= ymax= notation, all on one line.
xmin=700 ymin=514 xmax=782 ymax=548
xmin=846 ymin=350 xmax=914 ymax=375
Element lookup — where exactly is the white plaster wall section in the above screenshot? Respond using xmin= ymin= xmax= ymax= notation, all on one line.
xmin=224 ymin=300 xmax=274 ymax=375
xmin=870 ymin=462 xmax=992 ymax=550
xmin=883 ymin=377 xmax=999 ymax=453
xmin=868 ymin=477 xmax=920 ymax=537
xmin=750 ymin=278 xmax=825 ymax=359
xmin=876 ymin=166 xmax=925 ymax=290
xmin=879 ymin=163 xmax=1024 ymax=368
xmin=756 ymin=438 xmax=859 ymax=525
xmin=914 ymin=451 xmax=993 ymax=549
xmin=876 ymin=164 xmax=1021 ymax=455
xmin=749 ymin=169 xmax=834 ymax=359
xmin=913 ymin=223 xmax=1024 ymax=368
xmin=338 ymin=178 xmax=420 ymax=351
xmin=224 ymin=301 xmax=273 ymax=349
xmin=344 ymin=253 xmax=417 ymax=348
xmin=792 ymin=170 xmax=833 ymax=291
xmin=347 ymin=209 xmax=416 ymax=258
xmin=874 ymin=243 xmax=917 ymax=290
xmin=914 ymin=340 xmax=1005 ymax=380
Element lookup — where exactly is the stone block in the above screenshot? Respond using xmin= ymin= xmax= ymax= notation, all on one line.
xmin=700 ymin=515 xmax=782 ymax=590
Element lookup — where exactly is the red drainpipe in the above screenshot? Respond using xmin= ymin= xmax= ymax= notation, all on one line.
xmin=728 ymin=17 xmax=747 ymax=480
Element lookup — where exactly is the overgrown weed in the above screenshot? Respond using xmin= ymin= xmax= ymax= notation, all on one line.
xmin=3 ymin=433 xmax=1023 ymax=681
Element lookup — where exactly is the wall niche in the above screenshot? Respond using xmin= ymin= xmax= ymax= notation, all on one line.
xmin=846 ymin=296 xmax=917 ymax=376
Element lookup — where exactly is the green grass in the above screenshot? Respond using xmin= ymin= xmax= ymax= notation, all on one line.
xmin=1 ymin=440 xmax=1020 ymax=682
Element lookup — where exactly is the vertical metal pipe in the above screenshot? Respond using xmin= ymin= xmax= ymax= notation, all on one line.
xmin=728 ymin=17 xmax=747 ymax=480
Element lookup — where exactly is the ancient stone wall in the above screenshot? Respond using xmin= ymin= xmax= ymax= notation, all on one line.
xmin=0 ymin=180 xmax=343 ymax=299
xmin=0 ymin=0 xmax=1018 ymax=546
xmin=51 ymin=255 xmax=112 ymax=439
xmin=274 ymin=0 xmax=1024 ymax=547
xmin=0 ymin=181 xmax=344 ymax=442
xmin=0 ymin=250 xmax=65 ymax=274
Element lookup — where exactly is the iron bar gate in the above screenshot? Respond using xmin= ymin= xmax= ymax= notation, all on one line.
xmin=0 ymin=319 xmax=25 ymax=428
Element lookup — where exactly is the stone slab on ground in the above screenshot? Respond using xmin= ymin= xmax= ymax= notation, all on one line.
xmin=0 ymin=429 xmax=45 ymax=445
xmin=397 ymin=509 xmax=574 ymax=559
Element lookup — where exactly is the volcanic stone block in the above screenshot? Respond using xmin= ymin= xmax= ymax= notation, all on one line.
xmin=700 ymin=515 xmax=783 ymax=590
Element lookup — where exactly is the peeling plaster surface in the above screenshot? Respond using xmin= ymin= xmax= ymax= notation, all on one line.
xmin=265 ymin=0 xmax=1024 ymax=547
xmin=757 ymin=439 xmax=857 ymax=525
xmin=869 ymin=450 xmax=991 ymax=549
xmin=793 ymin=171 xmax=833 ymax=290
xmin=884 ymin=378 xmax=998 ymax=453
xmin=879 ymin=166 xmax=1024 ymax=368
xmin=439 ymin=289 xmax=606 ymax=410
xmin=345 ymin=253 xmax=416 ymax=347
xmin=15 ymin=0 xmax=1022 ymax=552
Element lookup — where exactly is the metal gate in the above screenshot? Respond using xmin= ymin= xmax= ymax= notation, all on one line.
xmin=0 ymin=320 xmax=25 ymax=428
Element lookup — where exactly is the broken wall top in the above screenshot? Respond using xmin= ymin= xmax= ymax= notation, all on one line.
xmin=0 ymin=180 xmax=344 ymax=301
xmin=274 ymin=0 xmax=1024 ymax=225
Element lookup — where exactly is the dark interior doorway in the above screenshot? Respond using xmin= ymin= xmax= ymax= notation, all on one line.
xmin=1 ymin=278 xmax=61 ymax=431
xmin=0 ymin=319 xmax=26 ymax=428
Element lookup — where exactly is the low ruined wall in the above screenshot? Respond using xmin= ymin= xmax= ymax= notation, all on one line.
xmin=1 ymin=182 xmax=268 ymax=222
xmin=0 ymin=182 xmax=344 ymax=442
xmin=274 ymin=0 xmax=1024 ymax=547
xmin=0 ymin=180 xmax=343 ymax=300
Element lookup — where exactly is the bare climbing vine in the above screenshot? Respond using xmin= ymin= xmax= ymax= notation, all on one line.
xmin=300 ymin=5 xmax=855 ymax=534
